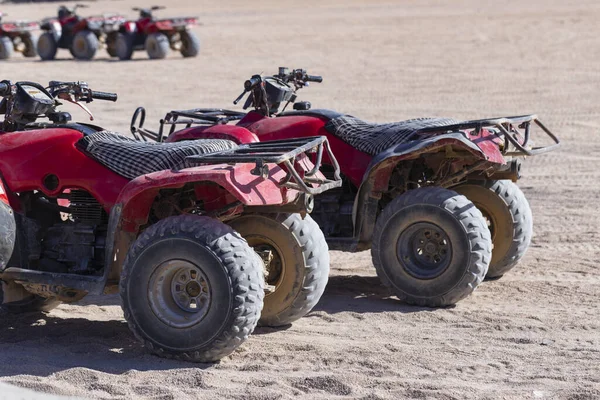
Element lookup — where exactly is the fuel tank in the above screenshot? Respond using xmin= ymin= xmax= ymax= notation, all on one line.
xmin=0 ymin=128 xmax=129 ymax=210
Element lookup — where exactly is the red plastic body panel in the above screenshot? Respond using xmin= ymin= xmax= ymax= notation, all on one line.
xmin=0 ymin=129 xmax=129 ymax=211
xmin=165 ymin=124 xmax=259 ymax=145
xmin=0 ymin=179 xmax=9 ymax=206
xmin=117 ymin=163 xmax=299 ymax=232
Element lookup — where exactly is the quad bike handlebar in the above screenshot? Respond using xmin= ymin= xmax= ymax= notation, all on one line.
xmin=47 ymin=81 xmax=118 ymax=103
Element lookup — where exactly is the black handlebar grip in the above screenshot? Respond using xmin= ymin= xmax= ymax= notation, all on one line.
xmin=306 ymin=75 xmax=323 ymax=83
xmin=0 ymin=81 xmax=11 ymax=97
xmin=91 ymin=90 xmax=118 ymax=102
xmin=244 ymin=76 xmax=262 ymax=90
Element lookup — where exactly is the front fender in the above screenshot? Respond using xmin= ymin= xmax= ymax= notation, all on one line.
xmin=352 ymin=133 xmax=504 ymax=250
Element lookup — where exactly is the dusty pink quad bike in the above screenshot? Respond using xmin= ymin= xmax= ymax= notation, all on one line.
xmin=0 ymin=12 xmax=38 ymax=60
xmin=0 ymin=79 xmax=341 ymax=362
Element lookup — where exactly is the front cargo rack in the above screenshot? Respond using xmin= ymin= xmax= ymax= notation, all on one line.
xmin=416 ymin=114 xmax=560 ymax=156
xmin=187 ymin=136 xmax=342 ymax=195
xmin=130 ymin=107 xmax=246 ymax=142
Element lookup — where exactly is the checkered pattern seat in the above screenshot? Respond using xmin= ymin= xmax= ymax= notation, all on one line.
xmin=77 ymin=131 xmax=238 ymax=180
xmin=324 ymin=116 xmax=461 ymax=156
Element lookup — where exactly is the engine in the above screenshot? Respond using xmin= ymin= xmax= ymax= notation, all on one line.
xmin=311 ymin=170 xmax=356 ymax=238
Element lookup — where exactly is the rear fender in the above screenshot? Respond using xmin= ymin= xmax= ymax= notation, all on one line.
xmin=351 ymin=133 xmax=502 ymax=250
xmin=103 ymin=163 xmax=300 ymax=282
xmin=165 ymin=124 xmax=259 ymax=144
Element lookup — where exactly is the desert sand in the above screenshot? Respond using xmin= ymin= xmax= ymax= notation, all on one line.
xmin=0 ymin=0 xmax=599 ymax=399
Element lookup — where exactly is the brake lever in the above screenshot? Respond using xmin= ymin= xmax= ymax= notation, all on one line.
xmin=56 ymin=92 xmax=94 ymax=121
xmin=233 ymin=90 xmax=247 ymax=105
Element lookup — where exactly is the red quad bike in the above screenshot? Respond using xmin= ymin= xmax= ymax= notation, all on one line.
xmin=37 ymin=5 xmax=126 ymax=61
xmin=131 ymin=67 xmax=561 ymax=307
xmin=110 ymin=6 xmax=200 ymax=60
xmin=0 ymin=79 xmax=341 ymax=361
xmin=0 ymin=12 xmax=39 ymax=60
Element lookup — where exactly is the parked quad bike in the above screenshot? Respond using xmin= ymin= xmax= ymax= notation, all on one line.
xmin=37 ymin=5 xmax=126 ymax=61
xmin=131 ymin=67 xmax=561 ymax=307
xmin=0 ymin=12 xmax=38 ymax=60
xmin=0 ymin=79 xmax=341 ymax=361
xmin=109 ymin=6 xmax=200 ymax=60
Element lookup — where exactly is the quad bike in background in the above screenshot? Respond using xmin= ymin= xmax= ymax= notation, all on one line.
xmin=109 ymin=6 xmax=200 ymax=60
xmin=0 ymin=79 xmax=341 ymax=361
xmin=0 ymin=12 xmax=38 ymax=60
xmin=37 ymin=4 xmax=126 ymax=60
xmin=131 ymin=67 xmax=560 ymax=307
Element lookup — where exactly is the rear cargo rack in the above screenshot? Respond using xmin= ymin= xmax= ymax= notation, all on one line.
xmin=416 ymin=114 xmax=560 ymax=156
xmin=187 ymin=136 xmax=342 ymax=195
xmin=130 ymin=107 xmax=246 ymax=142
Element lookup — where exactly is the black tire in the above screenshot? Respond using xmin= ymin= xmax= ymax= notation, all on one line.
xmin=229 ymin=213 xmax=329 ymax=327
xmin=115 ymin=33 xmax=134 ymax=60
xmin=372 ymin=187 xmax=491 ymax=307
xmin=105 ymin=33 xmax=118 ymax=57
xmin=454 ymin=180 xmax=533 ymax=279
xmin=145 ymin=32 xmax=169 ymax=59
xmin=179 ymin=30 xmax=200 ymax=58
xmin=70 ymin=30 xmax=98 ymax=60
xmin=0 ymin=283 xmax=61 ymax=314
xmin=120 ymin=215 xmax=264 ymax=362
xmin=21 ymin=34 xmax=38 ymax=58
xmin=0 ymin=36 xmax=14 ymax=60
xmin=37 ymin=32 xmax=58 ymax=60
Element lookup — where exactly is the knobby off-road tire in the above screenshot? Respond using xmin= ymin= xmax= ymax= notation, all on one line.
xmin=119 ymin=215 xmax=264 ymax=362
xmin=179 ymin=30 xmax=200 ymax=58
xmin=22 ymin=34 xmax=38 ymax=57
xmin=229 ymin=213 xmax=329 ymax=327
xmin=0 ymin=284 xmax=61 ymax=314
xmin=71 ymin=30 xmax=98 ymax=60
xmin=115 ymin=33 xmax=134 ymax=60
xmin=454 ymin=180 xmax=533 ymax=279
xmin=372 ymin=187 xmax=492 ymax=307
xmin=0 ymin=36 xmax=14 ymax=60
xmin=37 ymin=32 xmax=58 ymax=60
xmin=145 ymin=33 xmax=169 ymax=59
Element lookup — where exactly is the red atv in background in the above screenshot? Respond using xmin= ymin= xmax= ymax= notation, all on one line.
xmin=110 ymin=6 xmax=200 ymax=60
xmin=0 ymin=79 xmax=340 ymax=361
xmin=0 ymin=12 xmax=38 ymax=60
xmin=37 ymin=5 xmax=126 ymax=60
xmin=132 ymin=67 xmax=560 ymax=307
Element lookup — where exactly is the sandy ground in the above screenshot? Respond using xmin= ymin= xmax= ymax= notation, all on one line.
xmin=0 ymin=0 xmax=599 ymax=399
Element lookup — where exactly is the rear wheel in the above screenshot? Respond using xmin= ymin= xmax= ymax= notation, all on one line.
xmin=0 ymin=282 xmax=61 ymax=314
xmin=0 ymin=36 xmax=14 ymax=60
xmin=22 ymin=34 xmax=38 ymax=57
xmin=120 ymin=215 xmax=264 ymax=362
xmin=453 ymin=180 xmax=533 ymax=279
xmin=70 ymin=30 xmax=98 ymax=60
xmin=115 ymin=33 xmax=134 ymax=60
xmin=37 ymin=32 xmax=58 ymax=60
xmin=229 ymin=213 xmax=329 ymax=327
xmin=372 ymin=187 xmax=491 ymax=307
xmin=145 ymin=32 xmax=169 ymax=59
xmin=179 ymin=30 xmax=200 ymax=57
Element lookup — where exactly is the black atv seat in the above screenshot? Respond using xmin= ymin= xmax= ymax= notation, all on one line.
xmin=324 ymin=115 xmax=460 ymax=156
xmin=77 ymin=131 xmax=237 ymax=180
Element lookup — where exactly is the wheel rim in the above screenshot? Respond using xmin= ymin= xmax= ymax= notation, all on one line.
xmin=75 ymin=38 xmax=86 ymax=53
xmin=396 ymin=222 xmax=452 ymax=279
xmin=148 ymin=260 xmax=212 ymax=329
xmin=245 ymin=236 xmax=284 ymax=296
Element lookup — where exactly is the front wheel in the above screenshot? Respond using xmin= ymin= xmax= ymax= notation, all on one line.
xmin=0 ymin=36 xmax=14 ymax=60
xmin=229 ymin=213 xmax=329 ymax=327
xmin=453 ymin=180 xmax=533 ymax=279
xmin=372 ymin=187 xmax=491 ymax=307
xmin=145 ymin=33 xmax=169 ymax=59
xmin=37 ymin=32 xmax=58 ymax=60
xmin=179 ymin=30 xmax=200 ymax=58
xmin=120 ymin=215 xmax=264 ymax=362
xmin=115 ymin=33 xmax=134 ymax=60
xmin=70 ymin=30 xmax=98 ymax=60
